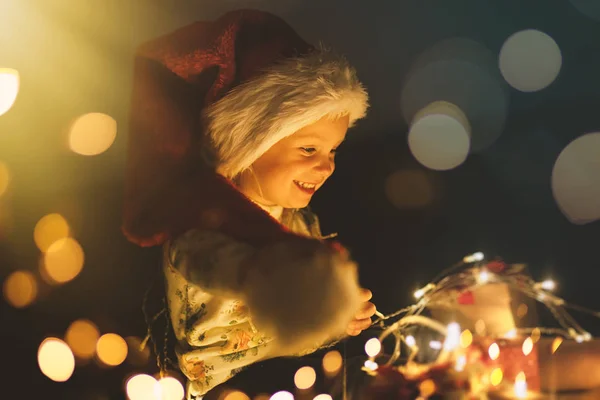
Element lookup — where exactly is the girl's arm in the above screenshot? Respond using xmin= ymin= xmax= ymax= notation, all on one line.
xmin=169 ymin=229 xmax=363 ymax=356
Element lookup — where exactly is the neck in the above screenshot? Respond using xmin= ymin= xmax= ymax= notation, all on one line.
xmin=250 ymin=198 xmax=284 ymax=222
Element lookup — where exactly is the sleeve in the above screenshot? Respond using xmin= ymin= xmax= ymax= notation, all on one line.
xmin=169 ymin=229 xmax=362 ymax=356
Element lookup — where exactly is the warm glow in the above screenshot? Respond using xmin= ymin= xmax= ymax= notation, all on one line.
xmin=42 ymin=237 xmax=84 ymax=284
xmin=455 ymin=355 xmax=467 ymax=371
xmin=444 ymin=322 xmax=461 ymax=350
xmin=460 ymin=329 xmax=473 ymax=348
xmin=37 ymin=338 xmax=75 ymax=382
xmin=514 ymin=372 xmax=527 ymax=398
xmin=405 ymin=335 xmax=416 ymax=347
xmin=313 ymin=395 xmax=332 ymax=400
xmin=0 ymin=68 xmax=19 ymax=116
xmin=222 ymin=391 xmax=250 ymax=400
xmin=522 ymin=337 xmax=534 ymax=356
xmin=429 ymin=340 xmax=442 ymax=350
xmin=65 ymin=319 xmax=100 ymax=359
xmin=3 ymin=270 xmax=38 ymax=308
xmin=294 ymin=366 xmax=316 ymax=390
xmin=363 ymin=360 xmax=378 ymax=371
xmin=125 ymin=336 xmax=151 ymax=366
xmin=96 ymin=333 xmax=128 ymax=366
xmin=155 ymin=376 xmax=185 ymax=400
xmin=464 ymin=252 xmax=484 ymax=263
xmin=322 ymin=350 xmax=342 ymax=376
xmin=364 ymin=338 xmax=382 ymax=357
xmin=0 ymin=162 xmax=10 ymax=197
xmin=540 ymin=279 xmax=556 ymax=291
xmin=531 ymin=328 xmax=541 ymax=344
xmin=551 ymin=337 xmax=563 ymax=354
xmin=504 ymin=329 xmax=518 ymax=339
xmin=126 ymin=374 xmax=158 ymax=400
xmin=34 ymin=213 xmax=70 ymax=253
xmin=269 ymin=391 xmax=294 ymax=400
xmin=69 ymin=112 xmax=118 ymax=156
xmin=477 ymin=269 xmax=490 ymax=284
xmin=488 ymin=343 xmax=500 ymax=360
xmin=490 ymin=368 xmax=503 ymax=386
xmin=419 ymin=379 xmax=436 ymax=398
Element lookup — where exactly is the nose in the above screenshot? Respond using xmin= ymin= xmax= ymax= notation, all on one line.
xmin=313 ymin=154 xmax=335 ymax=178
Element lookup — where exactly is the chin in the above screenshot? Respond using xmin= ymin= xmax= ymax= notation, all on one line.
xmin=285 ymin=197 xmax=311 ymax=209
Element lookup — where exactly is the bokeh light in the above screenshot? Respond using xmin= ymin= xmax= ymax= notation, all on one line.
xmin=522 ymin=337 xmax=534 ymax=356
xmin=155 ymin=376 xmax=185 ymax=400
xmin=384 ymin=169 xmax=435 ymax=209
xmin=0 ymin=68 xmax=19 ymax=116
xmin=34 ymin=213 xmax=70 ymax=253
xmin=490 ymin=367 xmax=503 ymax=386
xmin=516 ymin=303 xmax=528 ymax=319
xmin=364 ymin=338 xmax=382 ymax=357
xmin=125 ymin=336 xmax=151 ymax=367
xmin=0 ymin=161 xmax=10 ymax=198
xmin=69 ymin=112 xmax=118 ymax=156
xmin=65 ymin=319 xmax=100 ymax=359
xmin=419 ymin=379 xmax=436 ymax=397
xmin=401 ymin=38 xmax=508 ymax=152
xmin=552 ymin=132 xmax=600 ymax=224
xmin=222 ymin=390 xmax=251 ymax=400
xmin=313 ymin=395 xmax=332 ymax=400
xmin=551 ymin=337 xmax=563 ymax=354
xmin=488 ymin=342 xmax=500 ymax=360
xmin=38 ymin=338 xmax=75 ymax=382
xmin=408 ymin=102 xmax=470 ymax=171
xmin=294 ymin=366 xmax=316 ymax=390
xmin=126 ymin=374 xmax=157 ymax=400
xmin=269 ymin=392 xmax=294 ymax=400
xmin=499 ymin=29 xmax=562 ymax=92
xmin=96 ymin=333 xmax=128 ymax=366
xmin=531 ymin=328 xmax=541 ymax=344
xmin=460 ymin=329 xmax=473 ymax=348
xmin=2 ymin=270 xmax=38 ymax=308
xmin=42 ymin=237 xmax=85 ymax=284
xmin=322 ymin=350 xmax=343 ymax=376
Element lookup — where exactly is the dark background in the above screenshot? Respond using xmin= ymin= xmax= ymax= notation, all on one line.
xmin=1 ymin=0 xmax=600 ymax=398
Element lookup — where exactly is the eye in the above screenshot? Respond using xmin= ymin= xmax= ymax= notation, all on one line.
xmin=300 ymin=147 xmax=316 ymax=155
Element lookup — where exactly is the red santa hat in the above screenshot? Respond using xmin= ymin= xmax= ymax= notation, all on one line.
xmin=122 ymin=9 xmax=368 ymax=247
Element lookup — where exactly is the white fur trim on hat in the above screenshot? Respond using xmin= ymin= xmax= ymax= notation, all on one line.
xmin=204 ymin=47 xmax=369 ymax=179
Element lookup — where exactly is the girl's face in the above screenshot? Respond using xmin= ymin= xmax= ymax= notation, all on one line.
xmin=238 ymin=115 xmax=350 ymax=209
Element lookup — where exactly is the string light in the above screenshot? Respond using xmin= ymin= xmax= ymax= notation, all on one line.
xmin=463 ymin=252 xmax=484 ymax=263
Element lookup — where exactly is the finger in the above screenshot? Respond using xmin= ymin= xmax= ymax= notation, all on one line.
xmin=346 ymin=328 xmax=362 ymax=336
xmin=348 ymin=318 xmax=372 ymax=332
xmin=360 ymin=288 xmax=372 ymax=302
xmin=355 ymin=302 xmax=376 ymax=319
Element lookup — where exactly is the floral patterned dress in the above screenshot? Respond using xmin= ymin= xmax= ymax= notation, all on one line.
xmin=163 ymin=207 xmax=327 ymax=398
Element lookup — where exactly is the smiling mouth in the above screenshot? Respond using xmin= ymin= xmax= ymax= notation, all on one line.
xmin=294 ymin=180 xmax=318 ymax=194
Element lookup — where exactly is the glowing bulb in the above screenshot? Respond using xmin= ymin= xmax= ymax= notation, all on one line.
xmin=96 ymin=333 xmax=128 ymax=366
xmin=364 ymin=338 xmax=382 ymax=357
xmin=488 ymin=343 xmax=500 ymax=360
xmin=454 ymin=355 xmax=467 ymax=371
xmin=522 ymin=337 xmax=533 ymax=356
xmin=477 ymin=269 xmax=490 ymax=284
xmin=551 ymin=337 xmax=563 ymax=354
xmin=490 ymin=368 xmax=503 ymax=386
xmin=155 ymin=376 xmax=185 ymax=400
xmin=514 ymin=372 xmax=527 ymax=398
xmin=540 ymin=279 xmax=556 ymax=291
xmin=414 ymin=283 xmax=434 ymax=299
xmin=405 ymin=335 xmax=416 ymax=347
xmin=504 ymin=329 xmax=518 ymax=339
xmin=270 ymin=391 xmax=294 ymax=400
xmin=37 ymin=338 xmax=75 ymax=382
xmin=444 ymin=322 xmax=461 ymax=350
xmin=363 ymin=360 xmax=378 ymax=371
xmin=294 ymin=366 xmax=316 ymax=390
xmin=463 ymin=252 xmax=484 ymax=263
xmin=126 ymin=374 xmax=158 ymax=400
xmin=322 ymin=350 xmax=342 ymax=376
xmin=460 ymin=329 xmax=473 ymax=348
xmin=429 ymin=340 xmax=442 ymax=350
xmin=0 ymin=68 xmax=20 ymax=116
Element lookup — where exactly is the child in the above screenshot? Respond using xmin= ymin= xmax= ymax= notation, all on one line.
xmin=122 ymin=9 xmax=374 ymax=398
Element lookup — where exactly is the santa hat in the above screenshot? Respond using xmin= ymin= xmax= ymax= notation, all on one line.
xmin=122 ymin=9 xmax=368 ymax=247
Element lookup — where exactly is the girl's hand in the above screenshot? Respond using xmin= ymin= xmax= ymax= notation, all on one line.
xmin=346 ymin=288 xmax=376 ymax=336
